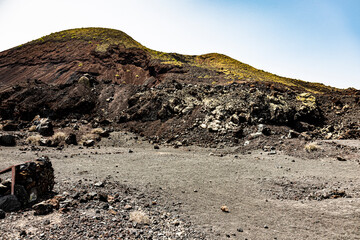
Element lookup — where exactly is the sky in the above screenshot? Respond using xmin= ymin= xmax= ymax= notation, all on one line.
xmin=0 ymin=0 xmax=359 ymax=89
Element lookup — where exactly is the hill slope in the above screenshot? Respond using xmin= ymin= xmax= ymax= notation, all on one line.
xmin=0 ymin=27 xmax=339 ymax=93
xmin=0 ymin=27 xmax=359 ymax=147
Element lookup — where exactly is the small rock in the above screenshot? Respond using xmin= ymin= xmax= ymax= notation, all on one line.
xmin=43 ymin=219 xmax=51 ymax=225
xmin=128 ymin=149 xmax=133 ymax=153
xmin=172 ymin=220 xmax=180 ymax=226
xmin=288 ymin=130 xmax=299 ymax=139
xmin=221 ymin=205 xmax=229 ymax=213
xmin=19 ymin=230 xmax=27 ymax=237
xmin=336 ymin=156 xmax=347 ymax=161
xmin=124 ymin=204 xmax=132 ymax=210
xmin=154 ymin=145 xmax=160 ymax=149
xmin=33 ymin=201 xmax=54 ymax=215
xmin=65 ymin=133 xmax=77 ymax=145
xmin=268 ymin=150 xmax=277 ymax=155
xmin=94 ymin=181 xmax=104 ymax=187
xmin=264 ymin=225 xmax=269 ymax=229
xmin=237 ymin=228 xmax=243 ymax=232
xmin=83 ymin=140 xmax=95 ymax=147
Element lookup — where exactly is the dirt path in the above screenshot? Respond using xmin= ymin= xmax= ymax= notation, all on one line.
xmin=1 ymin=135 xmax=360 ymax=239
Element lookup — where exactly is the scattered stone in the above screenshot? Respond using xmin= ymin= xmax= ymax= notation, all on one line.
xmin=172 ymin=220 xmax=181 ymax=226
xmin=94 ymin=181 xmax=104 ymax=187
xmin=128 ymin=149 xmax=133 ymax=153
xmin=336 ymin=156 xmax=347 ymax=161
xmin=43 ymin=219 xmax=51 ymax=225
xmin=19 ymin=230 xmax=27 ymax=237
xmin=221 ymin=205 xmax=229 ymax=213
xmin=264 ymin=225 xmax=269 ymax=229
xmin=32 ymin=201 xmax=54 ymax=215
xmin=154 ymin=145 xmax=160 ymax=149
xmin=83 ymin=139 xmax=95 ymax=147
xmin=268 ymin=150 xmax=277 ymax=155
xmin=39 ymin=138 xmax=51 ymax=146
xmin=236 ymin=228 xmax=243 ymax=232
xmin=288 ymin=130 xmax=300 ymax=139
xmin=124 ymin=204 xmax=132 ymax=210
xmin=261 ymin=127 xmax=272 ymax=136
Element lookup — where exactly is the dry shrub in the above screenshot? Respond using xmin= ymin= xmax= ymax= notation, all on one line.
xmin=51 ymin=132 xmax=66 ymax=145
xmin=81 ymin=133 xmax=97 ymax=143
xmin=28 ymin=125 xmax=37 ymax=132
xmin=304 ymin=143 xmax=320 ymax=152
xmin=91 ymin=128 xmax=105 ymax=135
xmin=129 ymin=211 xmax=151 ymax=225
xmin=26 ymin=135 xmax=41 ymax=145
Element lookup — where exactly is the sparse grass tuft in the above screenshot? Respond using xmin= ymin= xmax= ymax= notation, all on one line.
xmin=304 ymin=143 xmax=320 ymax=152
xmin=129 ymin=211 xmax=151 ymax=225
xmin=81 ymin=133 xmax=97 ymax=143
xmin=91 ymin=128 xmax=105 ymax=135
xmin=26 ymin=135 xmax=41 ymax=145
xmin=51 ymin=132 xmax=66 ymax=145
xmin=28 ymin=125 xmax=37 ymax=132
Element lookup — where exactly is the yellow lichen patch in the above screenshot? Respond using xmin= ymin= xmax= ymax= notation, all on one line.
xmin=27 ymin=27 xmax=143 ymax=49
xmin=95 ymin=43 xmax=110 ymax=53
xmin=296 ymin=93 xmax=316 ymax=106
xmin=78 ymin=75 xmax=90 ymax=87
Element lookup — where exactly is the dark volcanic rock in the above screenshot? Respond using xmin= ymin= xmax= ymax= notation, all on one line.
xmin=0 ymin=209 xmax=5 ymax=219
xmin=65 ymin=133 xmax=77 ymax=145
xmin=32 ymin=201 xmax=54 ymax=215
xmin=0 ymin=134 xmax=16 ymax=146
xmin=0 ymin=195 xmax=21 ymax=212
xmin=36 ymin=118 xmax=54 ymax=136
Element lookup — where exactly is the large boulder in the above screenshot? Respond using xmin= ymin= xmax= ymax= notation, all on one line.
xmin=36 ymin=118 xmax=54 ymax=136
xmin=0 ymin=195 xmax=21 ymax=212
xmin=0 ymin=134 xmax=16 ymax=146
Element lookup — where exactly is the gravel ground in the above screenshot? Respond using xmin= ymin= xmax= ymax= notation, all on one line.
xmin=1 ymin=133 xmax=360 ymax=239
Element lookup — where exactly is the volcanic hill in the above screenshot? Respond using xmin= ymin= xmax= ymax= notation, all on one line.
xmin=0 ymin=27 xmax=359 ymax=147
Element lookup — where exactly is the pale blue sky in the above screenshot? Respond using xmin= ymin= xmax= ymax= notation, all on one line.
xmin=0 ymin=0 xmax=359 ymax=89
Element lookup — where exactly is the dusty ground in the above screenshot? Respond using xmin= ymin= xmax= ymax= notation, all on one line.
xmin=1 ymin=132 xmax=360 ymax=239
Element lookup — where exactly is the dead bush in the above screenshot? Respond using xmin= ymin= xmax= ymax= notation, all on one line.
xmin=304 ymin=143 xmax=320 ymax=152
xmin=26 ymin=135 xmax=41 ymax=145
